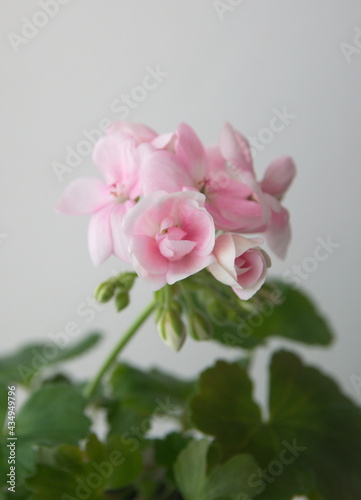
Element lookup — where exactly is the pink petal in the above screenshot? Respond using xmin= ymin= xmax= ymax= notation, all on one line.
xmin=211 ymin=233 xmax=237 ymax=282
xmin=55 ymin=178 xmax=110 ymax=215
xmin=180 ymin=206 xmax=215 ymax=256
xmin=261 ymin=156 xmax=296 ymax=198
xmin=92 ymin=133 xmax=138 ymax=186
xmin=232 ymin=235 xmax=264 ymax=256
xmin=130 ymin=235 xmax=168 ymax=275
xmin=151 ymin=132 xmax=177 ymax=150
xmin=110 ymin=201 xmax=135 ymax=263
xmin=167 ymin=252 xmax=215 ymax=285
xmin=236 ymin=250 xmax=264 ymax=288
xmin=107 ymin=121 xmax=157 ymax=142
xmin=175 ymin=123 xmax=206 ymax=180
xmin=142 ymin=151 xmax=191 ymax=195
xmin=123 ymin=191 xmax=166 ymax=237
xmin=88 ymin=205 xmax=114 ymax=266
xmin=220 ymin=122 xmax=254 ymax=175
xmin=130 ymin=257 xmax=167 ymax=291
xmin=159 ymin=237 xmax=196 ymax=261
xmin=265 ymin=203 xmax=291 ymax=259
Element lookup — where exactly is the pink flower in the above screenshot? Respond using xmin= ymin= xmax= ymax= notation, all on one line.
xmin=56 ymin=122 xmax=153 ymax=265
xmin=208 ymin=233 xmax=271 ymax=300
xmin=142 ymin=122 xmax=269 ymax=233
xmin=123 ymin=191 xmax=215 ymax=290
xmin=212 ymin=124 xmax=296 ymax=259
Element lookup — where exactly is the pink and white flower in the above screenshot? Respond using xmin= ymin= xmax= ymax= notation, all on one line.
xmin=208 ymin=233 xmax=271 ymax=300
xmin=123 ymin=190 xmax=215 ymax=290
xmin=142 ymin=122 xmax=269 ymax=233
xmin=56 ymin=123 xmax=154 ymax=265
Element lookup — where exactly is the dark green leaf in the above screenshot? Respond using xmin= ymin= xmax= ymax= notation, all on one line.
xmin=0 ymin=333 xmax=102 ymax=386
xmin=14 ymin=384 xmax=91 ymax=485
xmin=190 ymin=352 xmax=361 ymax=500
xmin=109 ymin=363 xmax=194 ymax=417
xmin=154 ymin=432 xmax=193 ymax=483
xmin=86 ymin=434 xmax=143 ymax=490
xmin=26 ymin=434 xmax=142 ymax=499
xmin=190 ymin=360 xmax=262 ymax=450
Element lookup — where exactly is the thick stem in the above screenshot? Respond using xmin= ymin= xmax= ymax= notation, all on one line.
xmin=84 ymin=299 xmax=156 ymax=399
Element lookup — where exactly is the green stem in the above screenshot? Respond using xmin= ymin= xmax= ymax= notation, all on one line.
xmin=84 ymin=299 xmax=156 ymax=399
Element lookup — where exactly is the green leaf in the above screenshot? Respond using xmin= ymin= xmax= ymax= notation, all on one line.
xmin=190 ymin=360 xmax=262 ymax=449
xmin=25 ymin=465 xmax=87 ymax=500
xmin=174 ymin=439 xmax=209 ymax=499
xmin=190 ymin=352 xmax=361 ymax=500
xmin=0 ymin=332 xmax=102 ymax=386
xmin=12 ymin=384 xmax=91 ymax=485
xmin=106 ymin=400 xmax=146 ymax=439
xmin=174 ymin=439 xmax=259 ymax=500
xmin=183 ymin=273 xmax=333 ymax=349
xmin=109 ymin=362 xmax=194 ymax=417
xmin=26 ymin=434 xmax=142 ymax=499
xmin=86 ymin=434 xmax=143 ymax=490
xmin=154 ymin=432 xmax=193 ymax=483
xmin=267 ymin=351 xmax=361 ymax=500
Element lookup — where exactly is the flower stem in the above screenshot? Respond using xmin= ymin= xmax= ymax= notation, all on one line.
xmin=84 ymin=299 xmax=156 ymax=400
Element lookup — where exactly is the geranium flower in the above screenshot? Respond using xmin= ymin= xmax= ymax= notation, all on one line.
xmin=56 ymin=122 xmax=156 ymax=265
xmin=123 ymin=190 xmax=215 ymax=290
xmin=208 ymin=233 xmax=271 ymax=300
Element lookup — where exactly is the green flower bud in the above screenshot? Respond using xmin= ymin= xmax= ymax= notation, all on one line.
xmin=94 ymin=280 xmax=117 ymax=303
xmin=157 ymin=309 xmax=186 ymax=352
xmin=188 ymin=311 xmax=212 ymax=341
xmin=115 ymin=291 xmax=130 ymax=312
xmin=116 ymin=272 xmax=137 ymax=292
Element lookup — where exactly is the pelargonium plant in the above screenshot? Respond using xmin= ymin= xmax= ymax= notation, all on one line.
xmin=56 ymin=121 xmax=295 ymax=352
xmin=1 ymin=122 xmax=360 ymax=500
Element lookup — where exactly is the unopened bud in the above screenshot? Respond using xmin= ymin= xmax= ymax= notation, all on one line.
xmin=157 ymin=309 xmax=186 ymax=352
xmin=94 ymin=279 xmax=117 ymax=303
xmin=188 ymin=311 xmax=212 ymax=340
xmin=116 ymin=272 xmax=137 ymax=292
xmin=115 ymin=291 xmax=130 ymax=312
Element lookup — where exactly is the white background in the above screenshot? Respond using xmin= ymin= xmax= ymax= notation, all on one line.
xmin=1 ymin=0 xmax=360 ymax=411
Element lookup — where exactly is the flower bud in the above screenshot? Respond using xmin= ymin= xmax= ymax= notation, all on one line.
xmin=116 ymin=272 xmax=137 ymax=292
xmin=157 ymin=309 xmax=186 ymax=352
xmin=115 ymin=291 xmax=130 ymax=312
xmin=188 ymin=311 xmax=212 ymax=341
xmin=94 ymin=279 xmax=117 ymax=303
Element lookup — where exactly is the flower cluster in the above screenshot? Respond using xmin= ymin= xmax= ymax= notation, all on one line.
xmin=57 ymin=121 xmax=295 ymax=300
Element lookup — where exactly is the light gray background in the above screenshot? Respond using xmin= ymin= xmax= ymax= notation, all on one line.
xmin=1 ymin=0 xmax=360 ymax=411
